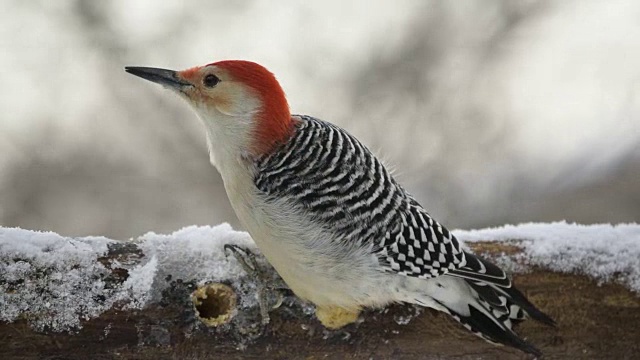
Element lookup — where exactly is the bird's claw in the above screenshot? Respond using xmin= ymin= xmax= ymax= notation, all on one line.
xmin=224 ymin=244 xmax=259 ymax=273
xmin=223 ymin=244 xmax=285 ymax=326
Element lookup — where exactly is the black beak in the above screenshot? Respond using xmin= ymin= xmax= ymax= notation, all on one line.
xmin=125 ymin=66 xmax=191 ymax=90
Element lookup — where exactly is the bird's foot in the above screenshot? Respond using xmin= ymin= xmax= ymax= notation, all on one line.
xmin=315 ymin=305 xmax=360 ymax=329
xmin=224 ymin=244 xmax=285 ymax=326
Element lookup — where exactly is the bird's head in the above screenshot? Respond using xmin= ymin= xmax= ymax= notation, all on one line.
xmin=125 ymin=60 xmax=293 ymax=161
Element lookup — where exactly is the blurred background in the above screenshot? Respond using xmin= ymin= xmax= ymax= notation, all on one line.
xmin=0 ymin=0 xmax=638 ymax=239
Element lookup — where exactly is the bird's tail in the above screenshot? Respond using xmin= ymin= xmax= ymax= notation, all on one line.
xmin=448 ymin=251 xmax=555 ymax=326
xmin=413 ymin=252 xmax=554 ymax=357
xmin=433 ymin=281 xmax=544 ymax=357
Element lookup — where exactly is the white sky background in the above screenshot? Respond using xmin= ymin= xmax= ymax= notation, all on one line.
xmin=0 ymin=0 xmax=638 ymax=237
xmin=0 ymin=0 xmax=417 ymax=133
xmin=499 ymin=0 xmax=640 ymax=175
xmin=3 ymin=0 xmax=637 ymax=159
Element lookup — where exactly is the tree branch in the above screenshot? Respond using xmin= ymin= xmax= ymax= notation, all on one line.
xmin=1 ymin=229 xmax=639 ymax=359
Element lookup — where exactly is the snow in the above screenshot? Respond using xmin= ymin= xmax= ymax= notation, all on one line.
xmin=136 ymin=225 xmax=261 ymax=309
xmin=114 ymin=256 xmax=158 ymax=310
xmin=455 ymin=221 xmax=640 ymax=293
xmin=0 ymin=223 xmax=258 ymax=332
xmin=138 ymin=225 xmax=257 ymax=291
xmin=1 ymin=221 xmax=639 ymax=333
xmin=0 ymin=228 xmax=113 ymax=331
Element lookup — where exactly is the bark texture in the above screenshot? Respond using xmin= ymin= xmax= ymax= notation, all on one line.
xmin=1 ymin=241 xmax=639 ymax=360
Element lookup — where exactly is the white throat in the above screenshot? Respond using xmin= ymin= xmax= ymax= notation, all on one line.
xmin=194 ymin=105 xmax=255 ymax=176
xmin=193 ymin=105 xmax=268 ymax=246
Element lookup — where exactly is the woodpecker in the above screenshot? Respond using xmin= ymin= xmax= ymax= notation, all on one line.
xmin=125 ymin=61 xmax=554 ymax=356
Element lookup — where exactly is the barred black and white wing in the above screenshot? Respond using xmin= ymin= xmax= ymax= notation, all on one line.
xmin=255 ymin=115 xmax=465 ymax=277
xmin=254 ymin=115 xmax=554 ymax=355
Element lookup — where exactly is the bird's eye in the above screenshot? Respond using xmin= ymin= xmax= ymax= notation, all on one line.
xmin=203 ymin=74 xmax=220 ymax=88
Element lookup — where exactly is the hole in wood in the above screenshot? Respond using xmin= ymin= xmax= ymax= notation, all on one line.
xmin=191 ymin=283 xmax=237 ymax=326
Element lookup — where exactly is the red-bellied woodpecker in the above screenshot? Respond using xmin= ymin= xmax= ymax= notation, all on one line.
xmin=125 ymin=61 xmax=554 ymax=356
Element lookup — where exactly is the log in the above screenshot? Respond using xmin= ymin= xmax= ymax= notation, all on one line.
xmin=1 ymin=226 xmax=639 ymax=359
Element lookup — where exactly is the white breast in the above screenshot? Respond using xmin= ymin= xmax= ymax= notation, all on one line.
xmin=218 ymin=159 xmax=392 ymax=309
xmin=199 ymin=109 xmax=394 ymax=309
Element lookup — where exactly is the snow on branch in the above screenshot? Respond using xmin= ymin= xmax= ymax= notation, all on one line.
xmin=0 ymin=224 xmax=269 ymax=333
xmin=455 ymin=221 xmax=640 ymax=293
xmin=1 ymin=221 xmax=639 ymax=335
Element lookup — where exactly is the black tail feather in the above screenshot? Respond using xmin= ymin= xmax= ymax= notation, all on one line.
xmin=496 ymin=282 xmax=556 ymax=326
xmin=467 ymin=279 xmax=555 ymax=326
xmin=447 ymin=304 xmax=544 ymax=357
xmin=449 ymin=252 xmax=555 ymax=327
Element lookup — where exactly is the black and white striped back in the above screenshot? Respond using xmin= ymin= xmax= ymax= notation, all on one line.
xmin=253 ymin=115 xmax=554 ymax=355
xmin=254 ymin=115 xmax=466 ymax=278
